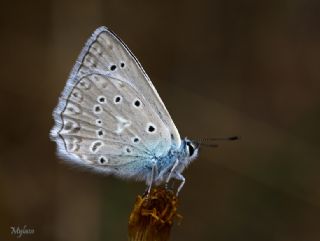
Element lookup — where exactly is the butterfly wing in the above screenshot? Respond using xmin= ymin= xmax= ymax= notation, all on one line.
xmin=51 ymin=27 xmax=181 ymax=175
xmin=73 ymin=26 xmax=180 ymax=147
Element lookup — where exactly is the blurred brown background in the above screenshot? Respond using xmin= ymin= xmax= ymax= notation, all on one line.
xmin=0 ymin=0 xmax=320 ymax=240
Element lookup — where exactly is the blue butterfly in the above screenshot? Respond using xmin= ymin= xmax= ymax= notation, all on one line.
xmin=50 ymin=26 xmax=200 ymax=194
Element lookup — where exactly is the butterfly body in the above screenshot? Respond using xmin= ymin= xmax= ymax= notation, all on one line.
xmin=50 ymin=26 xmax=199 ymax=193
xmin=111 ymin=138 xmax=198 ymax=182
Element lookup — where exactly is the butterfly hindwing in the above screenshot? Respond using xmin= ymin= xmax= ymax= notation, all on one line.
xmin=57 ymin=73 xmax=172 ymax=166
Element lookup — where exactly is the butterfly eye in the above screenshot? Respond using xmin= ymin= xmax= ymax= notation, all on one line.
xmin=120 ymin=62 xmax=125 ymax=68
xmin=186 ymin=142 xmax=195 ymax=157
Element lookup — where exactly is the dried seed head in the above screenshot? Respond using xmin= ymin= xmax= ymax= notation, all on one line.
xmin=128 ymin=187 xmax=182 ymax=241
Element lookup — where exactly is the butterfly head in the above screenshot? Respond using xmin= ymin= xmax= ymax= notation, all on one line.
xmin=182 ymin=138 xmax=200 ymax=162
xmin=180 ymin=136 xmax=239 ymax=161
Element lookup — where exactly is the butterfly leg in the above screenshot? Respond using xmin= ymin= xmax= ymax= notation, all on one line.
xmin=165 ymin=159 xmax=179 ymax=184
xmin=172 ymin=172 xmax=185 ymax=196
xmin=146 ymin=161 xmax=157 ymax=194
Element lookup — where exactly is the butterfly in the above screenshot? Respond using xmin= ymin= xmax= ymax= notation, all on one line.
xmin=50 ymin=26 xmax=200 ymax=194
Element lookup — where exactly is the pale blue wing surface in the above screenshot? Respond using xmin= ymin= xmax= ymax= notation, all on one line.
xmin=50 ymin=27 xmax=180 ymax=176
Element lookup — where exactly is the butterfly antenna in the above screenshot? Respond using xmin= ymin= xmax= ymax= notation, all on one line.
xmin=193 ymin=136 xmax=240 ymax=148
xmin=200 ymin=136 xmax=240 ymax=142
xmin=199 ymin=143 xmax=219 ymax=148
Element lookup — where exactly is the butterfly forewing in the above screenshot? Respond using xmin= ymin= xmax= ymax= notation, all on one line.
xmin=75 ymin=27 xmax=180 ymax=147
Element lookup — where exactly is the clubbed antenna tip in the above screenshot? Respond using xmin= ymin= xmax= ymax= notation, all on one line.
xmin=228 ymin=136 xmax=240 ymax=141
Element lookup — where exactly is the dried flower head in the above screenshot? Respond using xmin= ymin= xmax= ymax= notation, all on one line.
xmin=128 ymin=187 xmax=182 ymax=241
